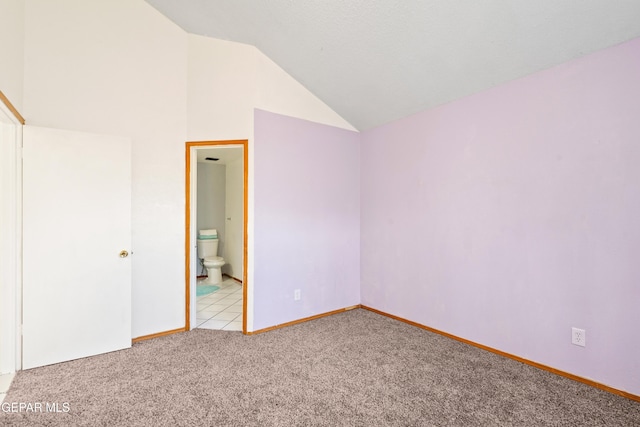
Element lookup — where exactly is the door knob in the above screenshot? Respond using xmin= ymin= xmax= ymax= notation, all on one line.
xmin=119 ymin=250 xmax=129 ymax=258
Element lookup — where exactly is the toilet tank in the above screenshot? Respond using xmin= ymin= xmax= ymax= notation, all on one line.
xmin=197 ymin=238 xmax=219 ymax=259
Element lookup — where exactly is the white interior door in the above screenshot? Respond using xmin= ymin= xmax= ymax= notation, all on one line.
xmin=22 ymin=126 xmax=132 ymax=369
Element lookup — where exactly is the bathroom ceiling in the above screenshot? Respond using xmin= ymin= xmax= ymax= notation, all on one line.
xmin=146 ymin=0 xmax=640 ymax=130
xmin=196 ymin=146 xmax=243 ymax=165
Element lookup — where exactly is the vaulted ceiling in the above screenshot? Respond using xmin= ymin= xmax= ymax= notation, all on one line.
xmin=145 ymin=1 xmax=640 ymax=130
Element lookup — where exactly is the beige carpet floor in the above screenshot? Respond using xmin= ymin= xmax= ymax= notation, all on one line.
xmin=1 ymin=309 xmax=638 ymax=426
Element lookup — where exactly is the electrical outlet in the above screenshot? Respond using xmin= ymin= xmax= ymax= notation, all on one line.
xmin=294 ymin=289 xmax=301 ymax=301
xmin=572 ymin=327 xmax=586 ymax=347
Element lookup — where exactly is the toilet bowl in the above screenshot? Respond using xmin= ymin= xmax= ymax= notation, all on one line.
xmin=197 ymin=232 xmax=225 ymax=284
xmin=203 ymin=256 xmax=225 ymax=284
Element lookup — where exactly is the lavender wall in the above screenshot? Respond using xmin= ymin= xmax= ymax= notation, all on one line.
xmin=254 ymin=109 xmax=360 ymax=330
xmin=361 ymin=38 xmax=640 ymax=395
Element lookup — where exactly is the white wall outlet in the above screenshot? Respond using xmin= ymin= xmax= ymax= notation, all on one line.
xmin=294 ymin=289 xmax=301 ymax=301
xmin=572 ymin=327 xmax=586 ymax=347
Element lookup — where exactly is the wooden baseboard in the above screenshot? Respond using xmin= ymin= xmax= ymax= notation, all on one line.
xmin=132 ymin=327 xmax=185 ymax=344
xmin=128 ymin=305 xmax=639 ymax=401
xmin=246 ymin=305 xmax=361 ymax=335
xmin=197 ymin=274 xmax=239 ymax=282
xmin=361 ymin=305 xmax=640 ymax=402
xmin=222 ymin=274 xmax=242 ymax=284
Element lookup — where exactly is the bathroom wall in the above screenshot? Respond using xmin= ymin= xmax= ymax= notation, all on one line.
xmin=195 ymin=150 xmax=243 ymax=281
xmin=197 ymin=162 xmax=226 ymax=261
xmin=360 ymin=37 xmax=640 ymax=395
xmin=254 ymin=109 xmax=360 ymax=331
xmin=0 ymin=0 xmax=24 ymax=111
xmin=223 ymin=156 xmax=244 ymax=280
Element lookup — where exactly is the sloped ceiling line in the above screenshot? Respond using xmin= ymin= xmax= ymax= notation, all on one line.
xmin=146 ymin=0 xmax=640 ymax=130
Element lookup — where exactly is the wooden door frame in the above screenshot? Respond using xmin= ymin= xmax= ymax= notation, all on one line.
xmin=185 ymin=140 xmax=248 ymax=333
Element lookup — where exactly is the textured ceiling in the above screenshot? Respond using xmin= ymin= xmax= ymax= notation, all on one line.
xmin=146 ymin=0 xmax=640 ymax=130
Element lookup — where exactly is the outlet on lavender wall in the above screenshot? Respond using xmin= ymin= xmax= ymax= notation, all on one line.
xmin=253 ymin=109 xmax=361 ymax=330
xmin=360 ymin=37 xmax=640 ymax=395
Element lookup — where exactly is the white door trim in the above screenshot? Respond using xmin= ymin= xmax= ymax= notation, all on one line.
xmin=0 ymin=96 xmax=23 ymax=374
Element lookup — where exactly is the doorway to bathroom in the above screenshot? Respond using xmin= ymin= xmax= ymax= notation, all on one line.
xmin=185 ymin=140 xmax=248 ymax=333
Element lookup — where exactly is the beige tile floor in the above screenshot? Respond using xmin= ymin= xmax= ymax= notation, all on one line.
xmin=196 ymin=277 xmax=243 ymax=331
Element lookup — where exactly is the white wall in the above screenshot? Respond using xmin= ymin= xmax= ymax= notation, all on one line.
xmin=0 ymin=0 xmax=24 ymax=373
xmin=0 ymin=113 xmax=22 ymax=374
xmin=197 ymin=162 xmax=226 ymax=258
xmin=255 ymin=53 xmax=355 ymax=131
xmin=23 ymin=0 xmax=188 ymax=338
xmin=224 ymin=157 xmax=243 ymax=280
xmin=0 ymin=0 xmax=24 ymax=111
xmin=19 ymin=2 xmax=354 ymax=338
xmin=186 ymin=34 xmax=355 ymax=330
xmin=186 ymin=34 xmax=355 ymax=142
xmin=187 ymin=36 xmax=257 ymax=142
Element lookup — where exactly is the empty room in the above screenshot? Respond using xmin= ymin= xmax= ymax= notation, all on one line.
xmin=0 ymin=1 xmax=638 ymax=425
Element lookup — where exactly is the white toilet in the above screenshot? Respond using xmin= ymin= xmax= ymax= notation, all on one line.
xmin=197 ymin=235 xmax=225 ymax=285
